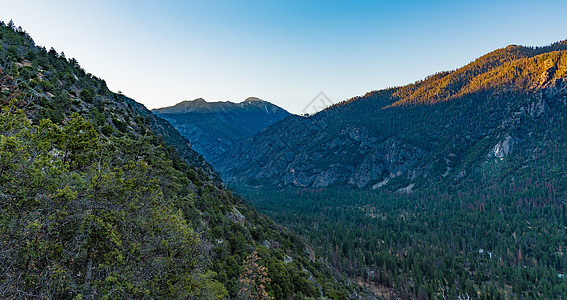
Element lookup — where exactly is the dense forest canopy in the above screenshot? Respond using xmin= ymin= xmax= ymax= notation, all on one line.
xmin=241 ymin=184 xmax=567 ymax=299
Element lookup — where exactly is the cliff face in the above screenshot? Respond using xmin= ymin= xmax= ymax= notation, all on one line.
xmin=214 ymin=43 xmax=567 ymax=191
xmin=152 ymin=97 xmax=290 ymax=161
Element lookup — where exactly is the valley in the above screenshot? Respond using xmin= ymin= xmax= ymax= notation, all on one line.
xmin=189 ymin=41 xmax=567 ymax=298
xmin=1 ymin=15 xmax=567 ymax=300
xmin=0 ymin=22 xmax=365 ymax=299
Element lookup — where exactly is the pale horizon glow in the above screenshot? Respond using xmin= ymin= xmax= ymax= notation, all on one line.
xmin=2 ymin=0 xmax=567 ymax=114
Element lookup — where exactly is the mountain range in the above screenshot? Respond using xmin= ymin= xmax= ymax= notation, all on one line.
xmin=212 ymin=41 xmax=567 ymax=193
xmin=153 ymin=97 xmax=290 ymax=161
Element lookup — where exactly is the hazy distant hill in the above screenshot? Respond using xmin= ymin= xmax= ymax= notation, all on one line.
xmin=215 ymin=40 xmax=567 ymax=192
xmin=153 ymin=97 xmax=290 ymax=161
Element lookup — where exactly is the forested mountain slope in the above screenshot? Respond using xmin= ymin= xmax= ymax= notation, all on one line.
xmin=215 ymin=40 xmax=567 ymax=193
xmin=0 ymin=21 xmax=368 ymax=299
xmin=217 ymin=40 xmax=567 ymax=299
xmin=153 ymin=98 xmax=290 ymax=161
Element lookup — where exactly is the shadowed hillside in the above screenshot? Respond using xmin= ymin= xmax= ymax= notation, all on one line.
xmin=153 ymin=97 xmax=290 ymax=161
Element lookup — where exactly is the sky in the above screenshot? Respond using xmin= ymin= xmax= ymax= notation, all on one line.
xmin=2 ymin=0 xmax=567 ymax=114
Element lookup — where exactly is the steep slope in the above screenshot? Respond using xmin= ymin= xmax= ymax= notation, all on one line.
xmin=215 ymin=41 xmax=567 ymax=192
xmin=0 ymin=21 xmax=369 ymax=299
xmin=214 ymin=40 xmax=567 ymax=299
xmin=386 ymin=40 xmax=567 ymax=107
xmin=153 ymin=98 xmax=290 ymax=161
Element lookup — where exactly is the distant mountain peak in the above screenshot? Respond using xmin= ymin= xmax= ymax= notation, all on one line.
xmin=152 ymin=97 xmax=291 ymax=161
xmin=153 ymin=97 xmax=284 ymax=114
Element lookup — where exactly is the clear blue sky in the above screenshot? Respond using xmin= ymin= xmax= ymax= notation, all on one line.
xmin=3 ymin=0 xmax=567 ymax=114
